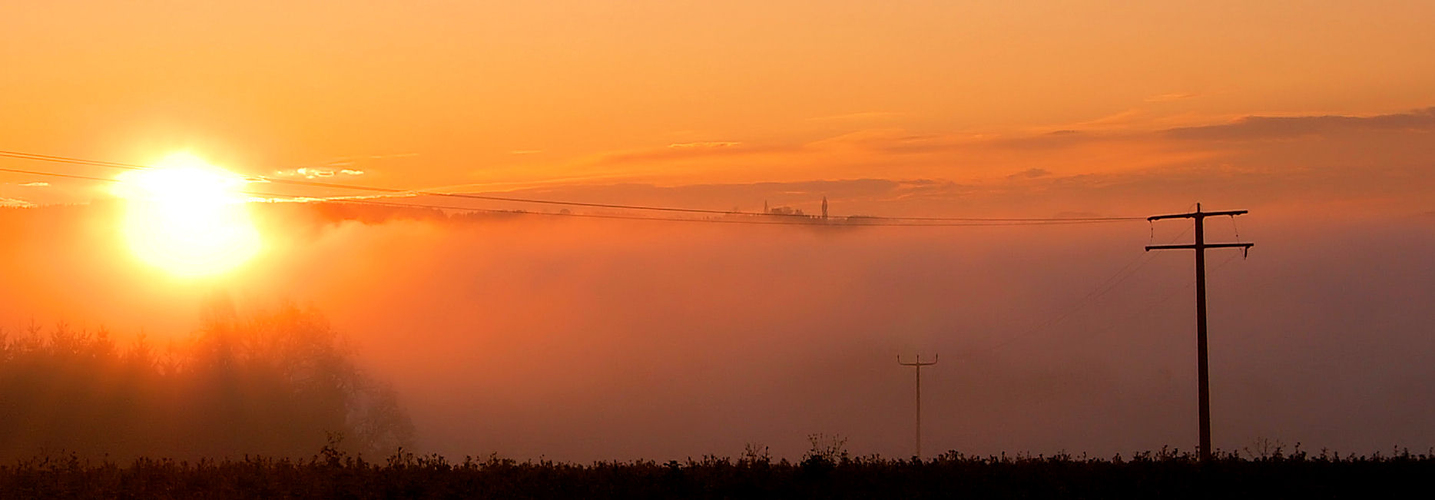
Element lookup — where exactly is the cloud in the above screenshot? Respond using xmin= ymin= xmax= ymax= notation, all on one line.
xmin=811 ymin=128 xmax=1110 ymax=155
xmin=0 ymin=197 xmax=32 ymax=207
xmin=327 ymin=153 xmax=420 ymax=163
xmin=484 ymin=128 xmax=1434 ymax=217
xmin=478 ymin=178 xmax=904 ymax=212
xmin=822 ymin=108 xmax=1435 ymax=161
xmin=1054 ymin=108 xmax=1162 ymax=131
xmin=457 ymin=106 xmax=1435 ymax=217
xmin=315 ymin=152 xmax=420 ymax=169
xmin=1164 ymin=107 xmax=1435 ymax=141
xmin=812 ymin=129 xmax=964 ymax=155
xmin=1144 ymin=92 xmax=1201 ymax=102
xmin=17 ymin=182 xmax=50 ymax=187
xmin=595 ymin=142 xmax=788 ymax=165
xmin=1008 ymin=168 xmax=1052 ymax=180
xmin=806 ymin=111 xmax=905 ymax=123
xmin=273 ymin=167 xmax=368 ymax=179
xmin=986 ymin=130 xmax=1112 ymax=151
xmin=667 ymin=141 xmax=742 ymax=149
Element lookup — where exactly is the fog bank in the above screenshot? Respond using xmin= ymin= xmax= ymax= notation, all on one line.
xmin=2 ymin=203 xmax=1432 ymax=461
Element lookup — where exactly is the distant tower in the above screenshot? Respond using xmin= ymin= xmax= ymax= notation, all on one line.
xmin=821 ymin=196 xmax=828 ymax=220
xmin=764 ymin=200 xmax=769 ymax=214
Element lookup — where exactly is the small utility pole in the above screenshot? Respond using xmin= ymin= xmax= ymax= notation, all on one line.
xmin=1146 ymin=203 xmax=1252 ymax=463
xmin=897 ymin=354 xmax=937 ymax=459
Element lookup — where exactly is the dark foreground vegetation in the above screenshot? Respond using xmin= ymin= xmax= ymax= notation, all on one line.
xmin=2 ymin=446 xmax=1432 ymax=499
xmin=0 ymin=302 xmax=414 ymax=462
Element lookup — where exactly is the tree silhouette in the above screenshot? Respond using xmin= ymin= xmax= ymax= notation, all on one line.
xmin=0 ymin=302 xmax=413 ymax=461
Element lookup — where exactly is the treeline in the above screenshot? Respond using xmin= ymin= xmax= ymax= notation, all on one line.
xmin=1 ymin=447 xmax=1432 ymax=499
xmin=0 ymin=303 xmax=413 ymax=462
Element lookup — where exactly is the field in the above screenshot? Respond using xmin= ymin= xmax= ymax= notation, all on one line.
xmin=4 ymin=319 xmax=1432 ymax=498
xmin=3 ymin=447 xmax=1431 ymax=499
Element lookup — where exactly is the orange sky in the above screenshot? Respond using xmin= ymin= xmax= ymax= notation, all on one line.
xmin=3 ymin=1 xmax=1434 ymax=205
xmin=3 ymin=1 xmax=1435 ymax=461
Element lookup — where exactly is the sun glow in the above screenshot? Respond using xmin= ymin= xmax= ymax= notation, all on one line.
xmin=113 ymin=153 xmax=260 ymax=277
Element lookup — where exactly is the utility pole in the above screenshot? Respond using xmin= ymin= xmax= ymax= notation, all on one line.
xmin=1146 ymin=203 xmax=1252 ymax=463
xmin=897 ymin=354 xmax=938 ymax=459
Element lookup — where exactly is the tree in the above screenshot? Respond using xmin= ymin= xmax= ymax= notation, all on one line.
xmin=0 ymin=302 xmax=414 ymax=460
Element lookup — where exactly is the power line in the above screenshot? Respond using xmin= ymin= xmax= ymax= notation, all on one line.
xmin=0 ymin=151 xmax=139 ymax=170
xmin=953 ymin=254 xmax=1154 ymax=362
xmin=0 ymin=149 xmax=1146 ymax=223
xmin=1015 ymin=250 xmax=1247 ymax=363
xmin=0 ymin=166 xmax=122 ymax=184
xmin=952 ymin=222 xmax=1197 ymax=361
xmin=0 ymin=164 xmax=1136 ymax=227
xmin=260 ymin=194 xmax=1139 ymax=227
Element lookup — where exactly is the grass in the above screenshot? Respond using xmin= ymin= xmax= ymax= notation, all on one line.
xmin=3 ymin=446 xmax=1431 ymax=499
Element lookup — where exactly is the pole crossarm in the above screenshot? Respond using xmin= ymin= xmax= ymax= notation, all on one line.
xmin=1147 ymin=209 xmax=1247 ymax=221
xmin=1146 ymin=242 xmax=1254 ymax=251
xmin=898 ymin=359 xmax=939 ymax=367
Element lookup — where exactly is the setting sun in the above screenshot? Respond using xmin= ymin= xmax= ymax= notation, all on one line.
xmin=4 ymin=1 xmax=1435 ymax=495
xmin=112 ymin=153 xmax=260 ymax=277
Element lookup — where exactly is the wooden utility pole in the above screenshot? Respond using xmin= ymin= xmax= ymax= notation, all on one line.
xmin=1146 ymin=203 xmax=1252 ymax=463
xmin=897 ymin=354 xmax=937 ymax=459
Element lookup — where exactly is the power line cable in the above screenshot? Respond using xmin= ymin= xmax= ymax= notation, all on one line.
xmin=1 ymin=166 xmax=121 ymax=184
xmin=0 ymin=149 xmax=1146 ymax=223
xmin=953 ymin=222 xmax=1198 ymax=360
xmin=0 ymin=165 xmax=1136 ymax=227
xmin=260 ymin=194 xmax=1137 ymax=227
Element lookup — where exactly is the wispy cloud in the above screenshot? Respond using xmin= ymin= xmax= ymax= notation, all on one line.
xmin=1144 ymin=92 xmax=1201 ymax=102
xmin=272 ymin=167 xmax=366 ymax=179
xmin=806 ymin=111 xmax=906 ymax=123
xmin=1007 ymin=168 xmax=1051 ymax=180
xmin=0 ymin=197 xmax=32 ymax=207
xmin=1164 ymin=107 xmax=1435 ymax=141
xmin=323 ymin=153 xmax=419 ymax=166
xmin=1055 ymin=108 xmax=1151 ymax=131
xmin=667 ymin=141 xmax=742 ymax=149
xmin=498 ymin=107 xmax=1435 ymax=214
xmin=246 ymin=191 xmax=408 ymax=204
xmin=810 ymin=129 xmax=963 ymax=154
xmin=595 ymin=141 xmax=786 ymax=165
xmin=336 ymin=153 xmax=419 ymax=162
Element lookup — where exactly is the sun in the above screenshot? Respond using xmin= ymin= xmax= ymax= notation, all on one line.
xmin=112 ymin=153 xmax=261 ymax=277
